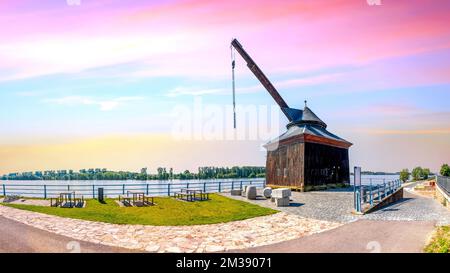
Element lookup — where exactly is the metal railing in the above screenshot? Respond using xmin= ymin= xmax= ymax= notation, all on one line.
xmin=436 ymin=176 xmax=450 ymax=195
xmin=0 ymin=179 xmax=266 ymax=199
xmin=354 ymin=179 xmax=402 ymax=213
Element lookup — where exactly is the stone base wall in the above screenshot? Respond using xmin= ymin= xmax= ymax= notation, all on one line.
xmin=365 ymin=188 xmax=403 ymax=214
xmin=435 ymin=184 xmax=450 ymax=211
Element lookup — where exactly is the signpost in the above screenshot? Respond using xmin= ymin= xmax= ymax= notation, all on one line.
xmin=354 ymin=166 xmax=362 ymax=213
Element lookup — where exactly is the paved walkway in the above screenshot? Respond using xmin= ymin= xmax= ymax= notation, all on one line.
xmin=0 ymin=205 xmax=340 ymax=253
xmin=1 ymin=183 xmax=448 ymax=253
xmin=234 ymin=220 xmax=435 ymax=253
xmin=226 ymin=184 xmax=450 ymax=253
xmin=0 ymin=216 xmax=134 ymax=253
xmin=224 ymin=186 xmax=450 ymax=225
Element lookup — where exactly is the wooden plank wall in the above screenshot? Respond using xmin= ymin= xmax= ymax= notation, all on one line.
xmin=266 ymin=142 xmax=305 ymax=189
xmin=304 ymin=142 xmax=350 ymax=186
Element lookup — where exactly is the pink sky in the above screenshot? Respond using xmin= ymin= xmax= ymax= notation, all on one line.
xmin=0 ymin=0 xmax=449 ymax=174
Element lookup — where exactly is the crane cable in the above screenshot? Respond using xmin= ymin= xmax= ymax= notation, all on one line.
xmin=231 ymin=44 xmax=236 ymax=129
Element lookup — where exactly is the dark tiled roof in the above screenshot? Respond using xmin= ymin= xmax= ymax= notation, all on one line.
xmin=264 ymin=124 xmax=351 ymax=146
xmin=282 ymin=106 xmax=327 ymax=128
xmin=266 ymin=105 xmax=350 ymax=147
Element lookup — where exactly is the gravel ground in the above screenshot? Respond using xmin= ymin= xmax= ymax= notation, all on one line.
xmin=223 ymin=185 xmax=450 ymax=225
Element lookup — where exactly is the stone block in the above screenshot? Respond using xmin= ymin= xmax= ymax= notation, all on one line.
xmin=246 ymin=186 xmax=257 ymax=200
xmin=262 ymin=187 xmax=272 ymax=198
xmin=230 ymin=189 xmax=242 ymax=196
xmin=275 ymin=196 xmax=290 ymax=207
xmin=272 ymin=188 xmax=291 ymax=198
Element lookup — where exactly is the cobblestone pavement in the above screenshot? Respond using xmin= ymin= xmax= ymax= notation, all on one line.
xmin=224 ymin=189 xmax=357 ymax=223
xmin=0 ymin=198 xmax=50 ymax=206
xmin=365 ymin=185 xmax=450 ymax=225
xmin=223 ymin=187 xmax=450 ymax=225
xmin=0 ymin=205 xmax=341 ymax=253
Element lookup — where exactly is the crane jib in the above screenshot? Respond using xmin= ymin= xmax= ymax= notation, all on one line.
xmin=230 ymin=38 xmax=292 ymax=121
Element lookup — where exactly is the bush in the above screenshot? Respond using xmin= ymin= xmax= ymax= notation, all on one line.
xmin=440 ymin=164 xmax=450 ymax=177
xmin=424 ymin=226 xmax=450 ymax=253
xmin=411 ymin=166 xmax=431 ymax=181
xmin=399 ymin=169 xmax=409 ymax=182
xmin=411 ymin=167 xmax=423 ymax=181
xmin=423 ymin=168 xmax=430 ymax=179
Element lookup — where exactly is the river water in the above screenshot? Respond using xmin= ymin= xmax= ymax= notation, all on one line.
xmin=0 ymin=175 xmax=398 ymax=198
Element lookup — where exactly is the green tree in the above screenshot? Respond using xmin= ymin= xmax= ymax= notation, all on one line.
xmin=422 ymin=168 xmax=430 ymax=179
xmin=399 ymin=169 xmax=409 ymax=182
xmin=411 ymin=167 xmax=424 ymax=181
xmin=440 ymin=164 xmax=450 ymax=176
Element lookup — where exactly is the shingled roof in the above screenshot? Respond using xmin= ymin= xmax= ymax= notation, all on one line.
xmin=282 ymin=106 xmax=327 ymax=129
xmin=265 ymin=105 xmax=352 ymax=149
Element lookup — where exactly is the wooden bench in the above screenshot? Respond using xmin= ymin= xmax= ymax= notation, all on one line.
xmin=174 ymin=192 xmax=194 ymax=202
xmin=51 ymin=192 xmax=84 ymax=208
xmin=174 ymin=189 xmax=209 ymax=202
xmin=143 ymin=195 xmax=155 ymax=206
xmin=118 ymin=195 xmax=132 ymax=206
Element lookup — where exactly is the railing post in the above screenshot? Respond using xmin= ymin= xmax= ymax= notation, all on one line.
xmin=240 ymin=181 xmax=243 ymax=190
xmin=2 ymin=184 xmax=5 ymax=196
xmin=167 ymin=184 xmax=171 ymax=196
xmin=218 ymin=182 xmax=221 ymax=192
xmin=384 ymin=182 xmax=386 ymax=198
xmin=369 ymin=181 xmax=373 ymax=206
xmin=187 ymin=183 xmax=190 ymax=189
xmin=204 ymin=182 xmax=206 ymax=193
xmin=122 ymin=184 xmax=125 ymax=194
xmin=146 ymin=184 xmax=149 ymax=195
xmin=44 ymin=185 xmax=47 ymax=199
xmin=355 ymin=189 xmax=361 ymax=213
xmin=92 ymin=185 xmax=95 ymax=198
xmin=67 ymin=185 xmax=70 ymax=191
xmin=232 ymin=181 xmax=234 ymax=190
xmin=378 ymin=185 xmax=381 ymax=201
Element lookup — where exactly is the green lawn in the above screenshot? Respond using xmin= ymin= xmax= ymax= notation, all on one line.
xmin=424 ymin=226 xmax=450 ymax=253
xmin=2 ymin=194 xmax=277 ymax=226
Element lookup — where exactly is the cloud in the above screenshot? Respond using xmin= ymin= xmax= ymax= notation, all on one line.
xmin=166 ymin=73 xmax=342 ymax=97
xmin=361 ymin=129 xmax=450 ymax=135
xmin=166 ymin=87 xmax=224 ymax=97
xmin=44 ymin=96 xmax=144 ymax=111
xmin=1 ymin=0 xmax=449 ymax=84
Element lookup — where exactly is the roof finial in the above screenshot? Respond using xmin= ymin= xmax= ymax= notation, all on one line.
xmin=304 ymin=100 xmax=307 ymax=108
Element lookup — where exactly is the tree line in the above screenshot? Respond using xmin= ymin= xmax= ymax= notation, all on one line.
xmin=399 ymin=163 xmax=450 ymax=182
xmin=1 ymin=166 xmax=266 ymax=181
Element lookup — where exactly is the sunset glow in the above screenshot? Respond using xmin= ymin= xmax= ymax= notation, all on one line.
xmin=1 ymin=0 xmax=449 ymax=174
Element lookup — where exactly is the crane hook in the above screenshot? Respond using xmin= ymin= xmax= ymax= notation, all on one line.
xmin=231 ymin=44 xmax=237 ymax=129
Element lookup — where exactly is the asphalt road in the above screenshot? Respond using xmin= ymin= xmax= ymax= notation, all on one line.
xmin=0 ymin=216 xmax=135 ymax=253
xmin=233 ymin=219 xmax=435 ymax=253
